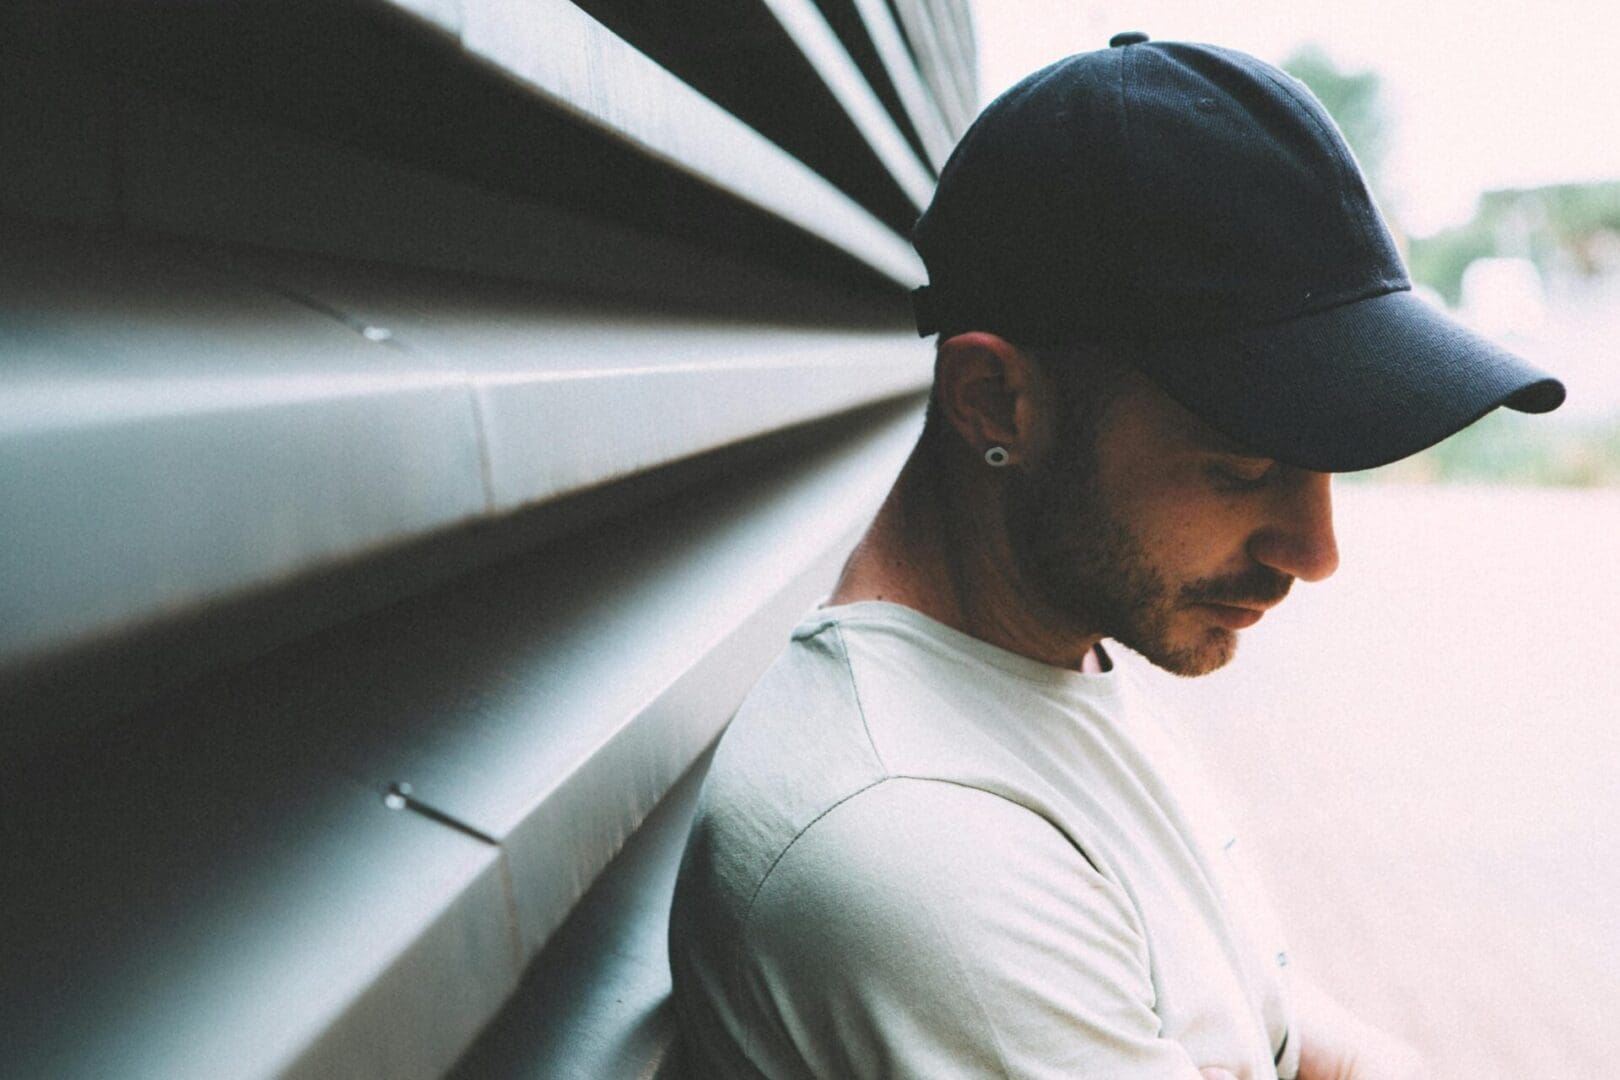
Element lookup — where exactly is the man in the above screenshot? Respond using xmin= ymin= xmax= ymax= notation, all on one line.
xmin=669 ymin=33 xmax=1564 ymax=1079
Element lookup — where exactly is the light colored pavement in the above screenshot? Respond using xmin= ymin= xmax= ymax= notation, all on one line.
xmin=1144 ymin=483 xmax=1620 ymax=1079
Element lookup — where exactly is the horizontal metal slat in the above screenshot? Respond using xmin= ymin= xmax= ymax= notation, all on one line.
xmin=920 ymin=0 xmax=977 ymax=126
xmin=931 ymin=0 xmax=978 ymax=116
xmin=441 ymin=0 xmax=927 ymax=287
xmin=759 ymin=0 xmax=937 ymax=206
xmin=847 ymin=0 xmax=956 ymax=169
xmin=208 ymin=242 xmax=931 ymax=516
xmin=1 ymin=728 xmax=520 ymax=1080
xmin=6 ymin=6 xmax=924 ymax=305
xmin=0 ymin=226 xmax=487 ymax=673
xmin=564 ymin=0 xmax=927 ymax=235
xmin=2 ymin=396 xmax=921 ymax=1079
xmin=0 ymin=224 xmax=930 ymax=676
xmin=233 ymin=399 xmax=921 ymax=956
xmin=115 ymin=90 xmax=908 ymax=320
xmin=447 ymin=746 xmax=713 ymax=1080
xmin=948 ymin=0 xmax=978 ymax=78
xmin=889 ymin=0 xmax=973 ymax=135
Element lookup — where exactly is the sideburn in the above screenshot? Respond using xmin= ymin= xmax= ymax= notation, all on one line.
xmin=1001 ymin=438 xmax=1117 ymax=638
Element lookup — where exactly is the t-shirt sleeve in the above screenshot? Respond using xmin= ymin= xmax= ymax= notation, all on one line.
xmin=734 ymin=777 xmax=1206 ymax=1079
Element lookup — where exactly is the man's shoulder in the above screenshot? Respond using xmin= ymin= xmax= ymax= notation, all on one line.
xmin=706 ymin=616 xmax=884 ymax=811
xmin=678 ymin=619 xmax=886 ymax=916
xmin=683 ymin=607 xmax=1139 ymax=916
xmin=686 ymin=608 xmax=1026 ymax=883
xmin=673 ymin=775 xmax=1165 ymax=1078
xmin=747 ymin=775 xmax=1117 ymax=926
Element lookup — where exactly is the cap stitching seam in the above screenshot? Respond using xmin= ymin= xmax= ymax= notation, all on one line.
xmin=1247 ymin=61 xmax=1385 ymax=276
xmin=1115 ymin=45 xmax=1142 ymax=306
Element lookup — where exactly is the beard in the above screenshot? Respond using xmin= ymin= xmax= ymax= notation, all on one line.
xmin=1003 ymin=449 xmax=1292 ymax=677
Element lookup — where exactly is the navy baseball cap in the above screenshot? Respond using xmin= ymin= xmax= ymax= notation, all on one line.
xmin=912 ymin=33 xmax=1565 ymax=471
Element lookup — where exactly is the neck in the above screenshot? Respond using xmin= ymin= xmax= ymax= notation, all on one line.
xmin=827 ymin=443 xmax=1104 ymax=672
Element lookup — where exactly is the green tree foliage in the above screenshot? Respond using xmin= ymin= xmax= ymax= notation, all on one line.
xmin=1409 ymin=182 xmax=1620 ymax=305
xmin=1356 ymin=409 xmax=1620 ymax=487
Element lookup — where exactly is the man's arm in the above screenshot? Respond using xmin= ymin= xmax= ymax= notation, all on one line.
xmin=1291 ymin=977 xmax=1428 ymax=1080
xmin=732 ymin=778 xmax=1220 ymax=1079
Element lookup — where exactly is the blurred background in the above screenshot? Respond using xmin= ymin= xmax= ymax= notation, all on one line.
xmin=976 ymin=0 xmax=1620 ymax=485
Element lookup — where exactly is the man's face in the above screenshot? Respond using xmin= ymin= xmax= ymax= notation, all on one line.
xmin=1004 ymin=371 xmax=1338 ymax=676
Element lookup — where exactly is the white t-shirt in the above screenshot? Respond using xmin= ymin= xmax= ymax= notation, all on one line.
xmin=670 ymin=601 xmax=1301 ymax=1079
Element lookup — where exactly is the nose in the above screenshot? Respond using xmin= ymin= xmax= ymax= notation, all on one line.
xmin=1247 ymin=469 xmax=1339 ymax=583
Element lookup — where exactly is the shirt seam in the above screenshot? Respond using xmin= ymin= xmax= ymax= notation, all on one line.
xmin=1248 ymin=59 xmax=1386 ymax=275
xmin=886 ymin=781 xmax=1017 ymax=1079
xmin=1117 ymin=43 xmax=1143 ymax=304
xmin=735 ymin=775 xmax=888 ymax=1069
xmin=735 ymin=620 xmax=895 ymax=1069
xmin=743 ymin=776 xmax=1051 ymax=1079
xmin=830 ymin=621 xmax=892 ymax=774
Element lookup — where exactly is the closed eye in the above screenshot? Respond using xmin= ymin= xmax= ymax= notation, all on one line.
xmin=1207 ymin=459 xmax=1278 ymax=492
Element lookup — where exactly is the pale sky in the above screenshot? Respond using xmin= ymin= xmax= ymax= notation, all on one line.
xmin=970 ymin=1 xmax=1620 ymax=236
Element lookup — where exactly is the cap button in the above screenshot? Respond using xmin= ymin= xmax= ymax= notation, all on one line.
xmin=1109 ymin=31 xmax=1150 ymax=47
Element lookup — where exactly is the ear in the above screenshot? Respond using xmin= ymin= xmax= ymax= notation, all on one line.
xmin=933 ymin=332 xmax=1051 ymax=464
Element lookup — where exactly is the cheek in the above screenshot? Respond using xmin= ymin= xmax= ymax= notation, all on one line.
xmin=1112 ymin=485 xmax=1254 ymax=577
xmin=1003 ymin=470 xmax=1093 ymax=575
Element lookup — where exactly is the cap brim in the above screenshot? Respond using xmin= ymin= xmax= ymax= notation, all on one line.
xmin=1130 ymin=289 xmax=1566 ymax=472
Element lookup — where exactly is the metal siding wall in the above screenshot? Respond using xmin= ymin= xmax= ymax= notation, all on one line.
xmin=0 ymin=3 xmax=976 ymax=1076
